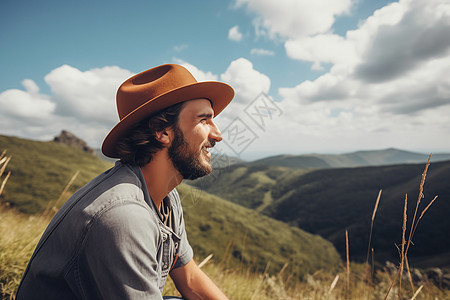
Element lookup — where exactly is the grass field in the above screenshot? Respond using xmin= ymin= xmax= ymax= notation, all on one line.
xmin=1 ymin=206 xmax=449 ymax=299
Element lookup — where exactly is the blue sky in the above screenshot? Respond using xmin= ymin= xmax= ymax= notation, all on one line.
xmin=1 ymin=0 xmax=449 ymax=160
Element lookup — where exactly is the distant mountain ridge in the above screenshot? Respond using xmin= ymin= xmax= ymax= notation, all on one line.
xmin=252 ymin=148 xmax=450 ymax=169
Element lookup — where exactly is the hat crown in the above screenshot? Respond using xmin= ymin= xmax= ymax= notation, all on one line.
xmin=117 ymin=64 xmax=197 ymax=120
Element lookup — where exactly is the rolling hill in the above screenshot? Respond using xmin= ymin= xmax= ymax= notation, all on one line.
xmin=0 ymin=135 xmax=113 ymax=213
xmin=0 ymin=134 xmax=341 ymax=278
xmin=191 ymin=159 xmax=450 ymax=268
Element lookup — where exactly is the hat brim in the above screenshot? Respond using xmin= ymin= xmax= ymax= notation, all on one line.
xmin=102 ymin=81 xmax=234 ymax=158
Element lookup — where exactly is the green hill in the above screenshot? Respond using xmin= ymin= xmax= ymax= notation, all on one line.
xmin=0 ymin=134 xmax=341 ymax=278
xmin=178 ymin=184 xmax=341 ymax=277
xmin=0 ymin=135 xmax=113 ymax=213
xmin=191 ymin=159 xmax=450 ymax=268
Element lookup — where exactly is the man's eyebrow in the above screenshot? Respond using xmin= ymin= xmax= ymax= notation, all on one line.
xmin=197 ymin=113 xmax=213 ymax=118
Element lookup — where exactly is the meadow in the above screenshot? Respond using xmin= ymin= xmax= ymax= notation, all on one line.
xmin=1 ymin=205 xmax=449 ymax=299
xmin=1 ymin=136 xmax=449 ymax=299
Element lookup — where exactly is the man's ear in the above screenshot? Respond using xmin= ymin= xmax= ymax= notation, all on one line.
xmin=155 ymin=127 xmax=173 ymax=145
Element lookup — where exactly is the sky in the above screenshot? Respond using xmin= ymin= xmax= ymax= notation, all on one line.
xmin=1 ymin=0 xmax=449 ymax=160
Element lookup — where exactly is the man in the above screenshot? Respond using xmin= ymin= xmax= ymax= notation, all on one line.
xmin=16 ymin=64 xmax=234 ymax=299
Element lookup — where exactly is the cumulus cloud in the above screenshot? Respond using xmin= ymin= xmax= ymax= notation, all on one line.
xmin=235 ymin=0 xmax=354 ymax=39
xmin=0 ymin=79 xmax=55 ymax=123
xmin=285 ymin=33 xmax=357 ymax=70
xmin=173 ymin=59 xmax=219 ymax=81
xmin=45 ymin=65 xmax=133 ymax=124
xmin=250 ymin=48 xmax=275 ymax=56
xmin=279 ymin=0 xmax=450 ymax=113
xmin=0 ymin=65 xmax=133 ymax=148
xmin=228 ymin=25 xmax=243 ymax=42
xmin=355 ymin=1 xmax=450 ymax=82
xmin=220 ymin=58 xmax=270 ymax=105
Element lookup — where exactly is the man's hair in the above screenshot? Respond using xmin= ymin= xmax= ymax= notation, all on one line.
xmin=116 ymin=102 xmax=186 ymax=166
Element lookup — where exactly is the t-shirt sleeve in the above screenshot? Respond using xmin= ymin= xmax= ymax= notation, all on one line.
xmin=79 ymin=202 xmax=163 ymax=299
xmin=170 ymin=189 xmax=194 ymax=270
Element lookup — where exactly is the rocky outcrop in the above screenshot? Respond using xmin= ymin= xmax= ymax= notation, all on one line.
xmin=384 ymin=261 xmax=450 ymax=289
xmin=53 ymin=130 xmax=95 ymax=155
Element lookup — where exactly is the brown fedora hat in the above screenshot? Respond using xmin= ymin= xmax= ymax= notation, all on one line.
xmin=102 ymin=64 xmax=234 ymax=158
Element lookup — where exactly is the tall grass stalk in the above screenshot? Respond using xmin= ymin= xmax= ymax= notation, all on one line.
xmin=198 ymin=254 xmax=213 ymax=269
xmin=384 ymin=155 xmax=438 ymax=299
xmin=0 ymin=171 xmax=11 ymax=197
xmin=0 ymin=151 xmax=12 ymax=198
xmin=362 ymin=189 xmax=381 ymax=299
xmin=399 ymin=194 xmax=408 ymax=298
xmin=346 ymin=229 xmax=350 ymax=296
xmin=366 ymin=189 xmax=382 ymax=265
xmin=406 ymin=154 xmax=432 ymax=254
xmin=328 ymin=274 xmax=339 ymax=294
xmin=410 ymin=285 xmax=424 ymax=300
xmin=43 ymin=170 xmax=79 ymax=217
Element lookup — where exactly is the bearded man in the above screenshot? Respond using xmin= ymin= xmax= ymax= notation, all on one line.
xmin=16 ymin=64 xmax=234 ymax=299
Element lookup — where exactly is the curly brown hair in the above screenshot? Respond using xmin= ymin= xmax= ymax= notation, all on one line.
xmin=115 ymin=102 xmax=186 ymax=166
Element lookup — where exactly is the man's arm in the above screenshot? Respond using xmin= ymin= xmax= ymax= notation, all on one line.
xmin=170 ymin=259 xmax=228 ymax=300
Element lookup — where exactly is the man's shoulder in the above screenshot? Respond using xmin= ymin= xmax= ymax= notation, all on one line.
xmin=56 ymin=162 xmax=147 ymax=221
xmin=76 ymin=162 xmax=141 ymax=197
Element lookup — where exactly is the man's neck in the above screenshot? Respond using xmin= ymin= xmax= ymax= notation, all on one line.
xmin=140 ymin=149 xmax=182 ymax=210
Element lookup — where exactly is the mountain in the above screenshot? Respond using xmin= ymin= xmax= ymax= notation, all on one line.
xmin=252 ymin=148 xmax=450 ymax=169
xmin=191 ymin=159 xmax=450 ymax=268
xmin=0 ymin=134 xmax=340 ymax=277
xmin=53 ymin=130 xmax=96 ymax=155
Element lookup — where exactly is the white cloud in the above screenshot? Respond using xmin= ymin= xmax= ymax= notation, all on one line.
xmin=250 ymin=48 xmax=275 ymax=56
xmin=45 ymin=65 xmax=132 ymax=124
xmin=279 ymin=0 xmax=450 ymax=111
xmin=0 ymin=79 xmax=55 ymax=122
xmin=235 ymin=0 xmax=354 ymax=39
xmin=173 ymin=59 xmax=219 ymax=81
xmin=220 ymin=58 xmax=270 ymax=105
xmin=285 ymin=34 xmax=357 ymax=70
xmin=228 ymin=25 xmax=243 ymax=42
xmin=355 ymin=0 xmax=450 ymax=83
xmin=0 ymin=65 xmax=133 ymax=148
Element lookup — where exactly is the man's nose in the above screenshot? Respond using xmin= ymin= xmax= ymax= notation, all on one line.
xmin=209 ymin=121 xmax=223 ymax=142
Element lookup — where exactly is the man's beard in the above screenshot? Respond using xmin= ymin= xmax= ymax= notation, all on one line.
xmin=168 ymin=125 xmax=214 ymax=180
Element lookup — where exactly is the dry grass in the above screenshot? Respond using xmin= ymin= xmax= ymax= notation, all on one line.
xmin=382 ymin=154 xmax=439 ymax=299
xmin=2 ymin=205 xmax=447 ymax=299
xmin=0 ymin=206 xmax=48 ymax=299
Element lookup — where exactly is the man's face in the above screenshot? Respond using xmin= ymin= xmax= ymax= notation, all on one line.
xmin=168 ymin=99 xmax=222 ymax=180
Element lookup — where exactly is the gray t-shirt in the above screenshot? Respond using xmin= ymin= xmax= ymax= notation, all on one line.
xmin=16 ymin=162 xmax=193 ymax=299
